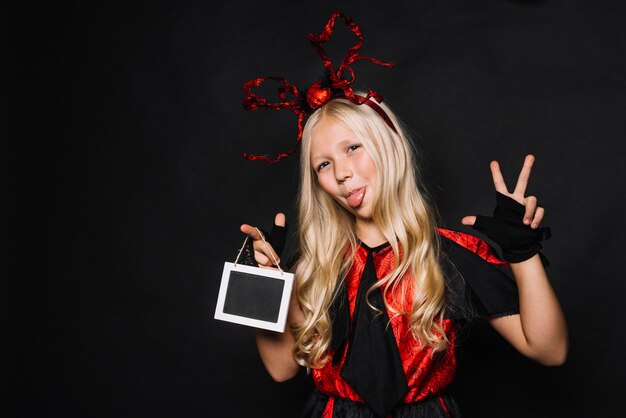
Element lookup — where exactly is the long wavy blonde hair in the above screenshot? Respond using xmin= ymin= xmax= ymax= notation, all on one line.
xmin=292 ymin=96 xmax=447 ymax=368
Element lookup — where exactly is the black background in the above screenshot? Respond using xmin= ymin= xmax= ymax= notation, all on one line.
xmin=7 ymin=1 xmax=626 ymax=417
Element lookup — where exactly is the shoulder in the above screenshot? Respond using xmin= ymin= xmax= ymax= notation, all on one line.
xmin=437 ymin=228 xmax=508 ymax=267
xmin=438 ymin=228 xmax=519 ymax=319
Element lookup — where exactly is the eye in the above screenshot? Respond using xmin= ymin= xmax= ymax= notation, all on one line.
xmin=316 ymin=161 xmax=330 ymax=172
xmin=347 ymin=144 xmax=361 ymax=153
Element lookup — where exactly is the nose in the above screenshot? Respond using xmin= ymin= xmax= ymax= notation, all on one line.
xmin=334 ymin=158 xmax=352 ymax=182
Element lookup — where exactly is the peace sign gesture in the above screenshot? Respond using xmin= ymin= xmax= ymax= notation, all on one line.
xmin=462 ymin=154 xmax=545 ymax=229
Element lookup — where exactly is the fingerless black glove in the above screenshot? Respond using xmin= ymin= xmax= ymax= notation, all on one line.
xmin=472 ymin=192 xmax=551 ymax=264
xmin=258 ymin=223 xmax=287 ymax=257
xmin=238 ymin=223 xmax=287 ymax=268
xmin=266 ymin=223 xmax=287 ymax=258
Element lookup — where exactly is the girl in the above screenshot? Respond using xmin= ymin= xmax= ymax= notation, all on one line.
xmin=240 ymin=96 xmax=568 ymax=418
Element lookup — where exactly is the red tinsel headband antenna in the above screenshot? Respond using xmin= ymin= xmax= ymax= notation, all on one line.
xmin=242 ymin=11 xmax=397 ymax=163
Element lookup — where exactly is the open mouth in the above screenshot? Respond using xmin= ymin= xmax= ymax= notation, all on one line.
xmin=346 ymin=187 xmax=366 ymax=208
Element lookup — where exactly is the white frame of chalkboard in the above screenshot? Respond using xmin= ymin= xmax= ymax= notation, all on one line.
xmin=214 ymin=262 xmax=294 ymax=332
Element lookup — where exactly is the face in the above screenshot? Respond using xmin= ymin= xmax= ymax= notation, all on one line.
xmin=310 ymin=117 xmax=378 ymax=223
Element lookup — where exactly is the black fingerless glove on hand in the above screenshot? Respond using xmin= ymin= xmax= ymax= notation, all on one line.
xmin=472 ymin=192 xmax=551 ymax=264
xmin=259 ymin=223 xmax=287 ymax=256
xmin=266 ymin=223 xmax=287 ymax=259
xmin=238 ymin=222 xmax=287 ymax=268
xmin=239 ymin=236 xmax=259 ymax=267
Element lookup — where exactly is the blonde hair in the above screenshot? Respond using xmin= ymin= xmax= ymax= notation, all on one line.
xmin=292 ymin=96 xmax=448 ymax=368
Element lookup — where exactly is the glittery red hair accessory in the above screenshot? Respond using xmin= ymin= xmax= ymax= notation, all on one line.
xmin=242 ymin=11 xmax=396 ymax=163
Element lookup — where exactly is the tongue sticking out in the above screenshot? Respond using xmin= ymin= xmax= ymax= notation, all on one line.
xmin=347 ymin=187 xmax=366 ymax=208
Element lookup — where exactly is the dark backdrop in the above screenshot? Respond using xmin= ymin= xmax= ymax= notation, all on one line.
xmin=8 ymin=1 xmax=626 ymax=417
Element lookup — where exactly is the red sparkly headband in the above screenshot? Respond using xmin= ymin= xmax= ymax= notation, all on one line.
xmin=242 ymin=11 xmax=396 ymax=163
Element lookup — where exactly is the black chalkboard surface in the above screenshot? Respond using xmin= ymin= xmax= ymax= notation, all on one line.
xmin=215 ymin=262 xmax=294 ymax=332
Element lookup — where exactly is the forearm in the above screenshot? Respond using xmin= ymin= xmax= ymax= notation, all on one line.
xmin=255 ymin=295 xmax=304 ymax=381
xmin=508 ymin=254 xmax=568 ymax=364
xmin=255 ymin=327 xmax=300 ymax=381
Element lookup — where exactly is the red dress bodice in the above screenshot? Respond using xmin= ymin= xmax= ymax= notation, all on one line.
xmin=310 ymin=229 xmax=508 ymax=417
xmin=312 ymin=243 xmax=456 ymax=417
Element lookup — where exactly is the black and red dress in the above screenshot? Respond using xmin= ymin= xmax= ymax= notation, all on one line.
xmin=301 ymin=229 xmax=519 ymax=418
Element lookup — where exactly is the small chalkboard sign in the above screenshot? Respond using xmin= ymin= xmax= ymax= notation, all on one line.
xmin=215 ymin=262 xmax=294 ymax=332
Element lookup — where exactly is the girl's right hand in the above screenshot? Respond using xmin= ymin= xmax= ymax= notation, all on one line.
xmin=240 ymin=212 xmax=286 ymax=268
xmin=246 ymin=213 xmax=303 ymax=381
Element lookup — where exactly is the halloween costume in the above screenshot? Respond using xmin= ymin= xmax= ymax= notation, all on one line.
xmin=300 ymin=229 xmax=520 ymax=418
xmin=239 ymin=11 xmax=552 ymax=418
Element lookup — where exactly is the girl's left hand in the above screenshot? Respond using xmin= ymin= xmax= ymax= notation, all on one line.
xmin=461 ymin=154 xmax=545 ymax=229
